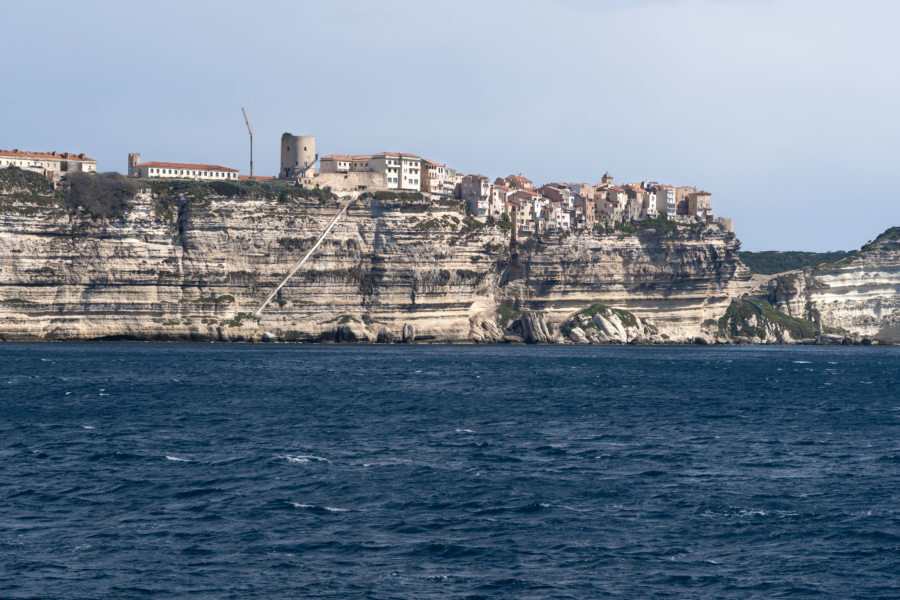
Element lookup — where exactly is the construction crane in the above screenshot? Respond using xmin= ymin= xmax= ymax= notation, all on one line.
xmin=241 ymin=106 xmax=253 ymax=178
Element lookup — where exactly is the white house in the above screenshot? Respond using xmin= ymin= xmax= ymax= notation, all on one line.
xmin=367 ymin=152 xmax=422 ymax=191
xmin=654 ymin=185 xmax=677 ymax=219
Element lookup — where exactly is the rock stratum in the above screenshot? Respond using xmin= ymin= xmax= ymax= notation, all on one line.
xmin=0 ymin=172 xmax=753 ymax=343
xmin=761 ymin=228 xmax=900 ymax=344
xmin=0 ymin=171 xmax=895 ymax=344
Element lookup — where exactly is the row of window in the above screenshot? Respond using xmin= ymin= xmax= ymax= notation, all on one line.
xmin=1 ymin=160 xmax=93 ymax=169
xmin=149 ymin=168 xmax=234 ymax=179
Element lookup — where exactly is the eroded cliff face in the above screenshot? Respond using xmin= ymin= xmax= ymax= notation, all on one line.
xmin=765 ymin=231 xmax=900 ymax=343
xmin=0 ymin=184 xmax=751 ymax=342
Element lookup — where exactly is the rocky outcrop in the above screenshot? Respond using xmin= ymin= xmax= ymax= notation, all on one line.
xmin=376 ymin=326 xmax=394 ymax=343
xmin=518 ymin=311 xmax=554 ymax=344
xmin=0 ymin=172 xmax=754 ymax=343
xmin=716 ymin=298 xmax=820 ymax=344
xmin=561 ymin=304 xmax=662 ymax=344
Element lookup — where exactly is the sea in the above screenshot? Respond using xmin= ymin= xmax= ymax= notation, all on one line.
xmin=1 ymin=343 xmax=898 ymax=599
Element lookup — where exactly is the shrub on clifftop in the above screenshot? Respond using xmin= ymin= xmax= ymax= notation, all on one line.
xmin=64 ymin=172 xmax=139 ymax=218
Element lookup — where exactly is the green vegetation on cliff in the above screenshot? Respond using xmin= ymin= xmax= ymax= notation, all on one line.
xmin=0 ymin=166 xmax=53 ymax=194
xmin=738 ymin=250 xmax=855 ymax=274
xmin=147 ymin=178 xmax=334 ymax=204
xmin=718 ymin=297 xmax=820 ymax=340
xmin=1 ymin=167 xmax=336 ymax=221
xmin=496 ymin=304 xmax=521 ymax=329
xmin=65 ymin=172 xmax=140 ymax=218
xmin=860 ymin=227 xmax=900 ymax=252
xmin=0 ymin=168 xmax=140 ymax=218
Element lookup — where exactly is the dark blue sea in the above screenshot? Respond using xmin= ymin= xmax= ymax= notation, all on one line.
xmin=1 ymin=344 xmax=899 ymax=599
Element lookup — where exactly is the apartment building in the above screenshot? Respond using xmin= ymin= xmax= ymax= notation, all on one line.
xmin=654 ymin=185 xmax=677 ymax=219
xmin=367 ymin=152 xmax=422 ymax=191
xmin=687 ymin=191 xmax=713 ymax=220
xmin=462 ymin=174 xmax=491 ymax=216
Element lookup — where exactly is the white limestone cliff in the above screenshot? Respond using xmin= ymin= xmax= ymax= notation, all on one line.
xmin=0 ymin=177 xmax=756 ymax=343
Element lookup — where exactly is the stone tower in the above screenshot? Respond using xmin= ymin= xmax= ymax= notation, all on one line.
xmin=280 ymin=133 xmax=316 ymax=179
xmin=601 ymin=171 xmax=613 ymax=185
xmin=128 ymin=153 xmax=141 ymax=176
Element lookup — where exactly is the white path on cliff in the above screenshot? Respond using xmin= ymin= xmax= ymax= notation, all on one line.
xmin=253 ymin=195 xmax=356 ymax=318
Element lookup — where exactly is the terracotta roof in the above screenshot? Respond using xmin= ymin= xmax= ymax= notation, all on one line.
xmin=0 ymin=149 xmax=95 ymax=162
xmin=321 ymin=154 xmax=371 ymax=162
xmin=421 ymin=158 xmax=443 ymax=166
xmin=373 ymin=152 xmax=421 ymax=160
xmin=510 ymin=190 xmax=543 ymax=200
xmin=136 ymin=161 xmax=237 ymax=172
xmin=239 ymin=175 xmax=276 ymax=181
xmin=506 ymin=174 xmax=532 ymax=182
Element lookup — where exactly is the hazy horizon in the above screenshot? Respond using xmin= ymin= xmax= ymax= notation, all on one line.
xmin=2 ymin=0 xmax=898 ymax=251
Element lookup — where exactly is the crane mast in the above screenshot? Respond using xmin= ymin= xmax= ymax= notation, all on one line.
xmin=241 ymin=107 xmax=254 ymax=178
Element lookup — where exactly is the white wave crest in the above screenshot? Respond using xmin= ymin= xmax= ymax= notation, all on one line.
xmin=290 ymin=502 xmax=348 ymax=512
xmin=282 ymin=454 xmax=331 ymax=464
xmin=166 ymin=455 xmax=192 ymax=462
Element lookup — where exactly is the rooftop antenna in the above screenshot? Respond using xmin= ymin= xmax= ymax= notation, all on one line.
xmin=241 ymin=106 xmax=253 ymax=178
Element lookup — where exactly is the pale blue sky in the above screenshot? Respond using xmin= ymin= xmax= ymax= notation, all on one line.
xmin=2 ymin=0 xmax=898 ymax=250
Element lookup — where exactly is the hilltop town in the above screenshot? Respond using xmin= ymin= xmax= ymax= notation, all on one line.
xmin=2 ymin=140 xmax=898 ymax=346
xmin=0 ymin=132 xmax=733 ymax=238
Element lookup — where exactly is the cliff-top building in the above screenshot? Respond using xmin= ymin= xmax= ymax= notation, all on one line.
xmin=461 ymin=174 xmax=491 ymax=216
xmin=281 ymin=133 xmax=317 ymax=179
xmin=311 ymin=147 xmax=435 ymax=193
xmin=127 ymin=153 xmax=238 ymax=180
xmin=0 ymin=149 xmax=96 ymax=179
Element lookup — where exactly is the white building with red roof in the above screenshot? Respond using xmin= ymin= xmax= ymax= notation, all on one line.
xmin=127 ymin=153 xmax=237 ymax=181
xmin=0 ymin=149 xmax=96 ymax=178
xmin=318 ymin=151 xmax=422 ymax=191
xmin=319 ymin=154 xmax=373 ymax=174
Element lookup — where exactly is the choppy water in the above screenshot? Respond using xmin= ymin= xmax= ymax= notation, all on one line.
xmin=1 ymin=343 xmax=899 ymax=599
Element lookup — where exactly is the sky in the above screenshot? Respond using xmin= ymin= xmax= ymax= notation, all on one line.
xmin=2 ymin=0 xmax=898 ymax=251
